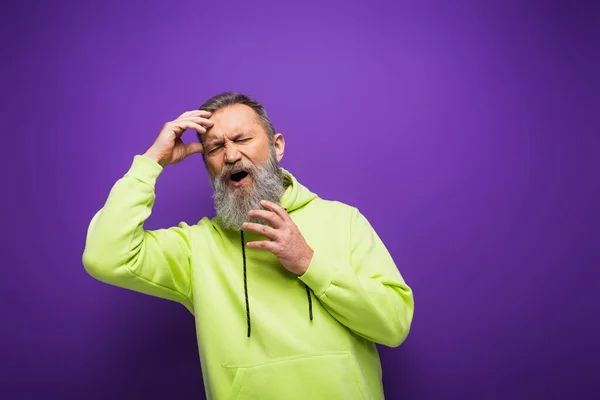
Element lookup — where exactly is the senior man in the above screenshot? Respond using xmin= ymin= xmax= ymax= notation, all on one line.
xmin=82 ymin=91 xmax=414 ymax=400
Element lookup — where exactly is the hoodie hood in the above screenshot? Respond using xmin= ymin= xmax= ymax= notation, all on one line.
xmin=279 ymin=167 xmax=318 ymax=213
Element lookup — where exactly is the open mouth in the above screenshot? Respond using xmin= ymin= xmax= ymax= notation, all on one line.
xmin=229 ymin=170 xmax=249 ymax=184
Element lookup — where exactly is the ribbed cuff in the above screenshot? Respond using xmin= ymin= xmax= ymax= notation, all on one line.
xmin=124 ymin=155 xmax=164 ymax=187
xmin=298 ymin=251 xmax=334 ymax=297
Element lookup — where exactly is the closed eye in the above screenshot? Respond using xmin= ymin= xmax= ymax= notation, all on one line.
xmin=236 ymin=138 xmax=252 ymax=143
xmin=207 ymin=145 xmax=223 ymax=155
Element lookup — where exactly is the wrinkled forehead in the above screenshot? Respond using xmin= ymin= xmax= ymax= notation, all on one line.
xmin=201 ymin=104 xmax=264 ymax=143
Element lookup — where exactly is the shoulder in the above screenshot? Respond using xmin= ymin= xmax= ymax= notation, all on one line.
xmin=305 ymin=197 xmax=361 ymax=222
xmin=189 ymin=216 xmax=217 ymax=232
xmin=311 ymin=198 xmax=379 ymax=230
xmin=166 ymin=217 xmax=214 ymax=233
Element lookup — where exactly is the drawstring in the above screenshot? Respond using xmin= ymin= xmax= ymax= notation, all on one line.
xmin=240 ymin=230 xmax=313 ymax=337
xmin=241 ymin=231 xmax=251 ymax=337
xmin=305 ymin=285 xmax=313 ymax=320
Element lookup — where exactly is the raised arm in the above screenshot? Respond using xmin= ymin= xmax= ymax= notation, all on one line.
xmin=82 ymin=110 xmax=214 ymax=313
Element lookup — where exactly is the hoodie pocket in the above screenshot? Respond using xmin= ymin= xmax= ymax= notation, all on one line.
xmin=224 ymin=351 xmax=371 ymax=400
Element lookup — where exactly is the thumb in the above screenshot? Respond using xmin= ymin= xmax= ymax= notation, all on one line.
xmin=185 ymin=142 xmax=204 ymax=155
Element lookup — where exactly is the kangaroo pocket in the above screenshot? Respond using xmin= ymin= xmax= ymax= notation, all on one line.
xmin=224 ymin=351 xmax=371 ymax=400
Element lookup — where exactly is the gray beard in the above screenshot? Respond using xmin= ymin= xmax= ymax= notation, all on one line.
xmin=210 ymin=149 xmax=284 ymax=231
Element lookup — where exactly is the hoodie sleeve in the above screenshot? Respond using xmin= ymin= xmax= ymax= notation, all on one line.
xmin=298 ymin=207 xmax=414 ymax=347
xmin=82 ymin=155 xmax=194 ymax=313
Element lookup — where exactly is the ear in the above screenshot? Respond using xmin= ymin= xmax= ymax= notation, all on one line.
xmin=273 ymin=133 xmax=285 ymax=162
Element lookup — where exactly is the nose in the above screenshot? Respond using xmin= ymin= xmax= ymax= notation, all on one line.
xmin=223 ymin=142 xmax=242 ymax=165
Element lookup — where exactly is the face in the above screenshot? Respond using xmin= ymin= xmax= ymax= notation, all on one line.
xmin=202 ymin=103 xmax=285 ymax=186
xmin=201 ymin=104 xmax=286 ymax=230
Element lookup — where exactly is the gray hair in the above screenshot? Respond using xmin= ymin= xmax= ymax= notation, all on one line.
xmin=197 ymin=92 xmax=276 ymax=144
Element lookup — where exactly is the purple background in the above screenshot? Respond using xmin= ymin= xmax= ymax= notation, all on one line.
xmin=2 ymin=0 xmax=599 ymax=398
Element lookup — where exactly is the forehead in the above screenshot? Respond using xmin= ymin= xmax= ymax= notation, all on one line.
xmin=204 ymin=104 xmax=263 ymax=141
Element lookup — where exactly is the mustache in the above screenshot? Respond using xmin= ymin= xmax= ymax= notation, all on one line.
xmin=217 ymin=161 xmax=256 ymax=181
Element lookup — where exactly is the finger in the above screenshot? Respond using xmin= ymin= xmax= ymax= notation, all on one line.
xmin=242 ymin=222 xmax=278 ymax=239
xmin=167 ymin=121 xmax=208 ymax=136
xmin=185 ymin=141 xmax=204 ymax=155
xmin=247 ymin=209 xmax=283 ymax=228
xmin=260 ymin=200 xmax=289 ymax=221
xmin=177 ymin=116 xmax=215 ymax=127
xmin=246 ymin=240 xmax=277 ymax=252
xmin=178 ymin=110 xmax=211 ymax=119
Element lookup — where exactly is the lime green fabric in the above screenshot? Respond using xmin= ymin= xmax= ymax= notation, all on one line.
xmin=83 ymin=155 xmax=414 ymax=399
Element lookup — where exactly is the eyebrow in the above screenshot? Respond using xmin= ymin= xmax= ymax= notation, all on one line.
xmin=204 ymin=132 xmax=250 ymax=146
xmin=203 ymin=138 xmax=221 ymax=147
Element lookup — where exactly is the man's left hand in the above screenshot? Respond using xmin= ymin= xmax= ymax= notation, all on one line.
xmin=243 ymin=200 xmax=314 ymax=276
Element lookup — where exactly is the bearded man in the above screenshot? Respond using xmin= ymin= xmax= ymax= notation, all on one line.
xmin=82 ymin=92 xmax=414 ymax=400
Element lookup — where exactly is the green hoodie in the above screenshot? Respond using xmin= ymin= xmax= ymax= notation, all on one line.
xmin=82 ymin=155 xmax=414 ymax=400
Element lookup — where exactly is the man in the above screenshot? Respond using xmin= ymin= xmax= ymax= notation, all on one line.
xmin=82 ymin=92 xmax=414 ymax=399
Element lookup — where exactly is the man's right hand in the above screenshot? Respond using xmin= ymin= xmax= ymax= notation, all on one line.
xmin=143 ymin=110 xmax=214 ymax=167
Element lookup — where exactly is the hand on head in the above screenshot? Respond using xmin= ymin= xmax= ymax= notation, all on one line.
xmin=143 ymin=110 xmax=214 ymax=167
